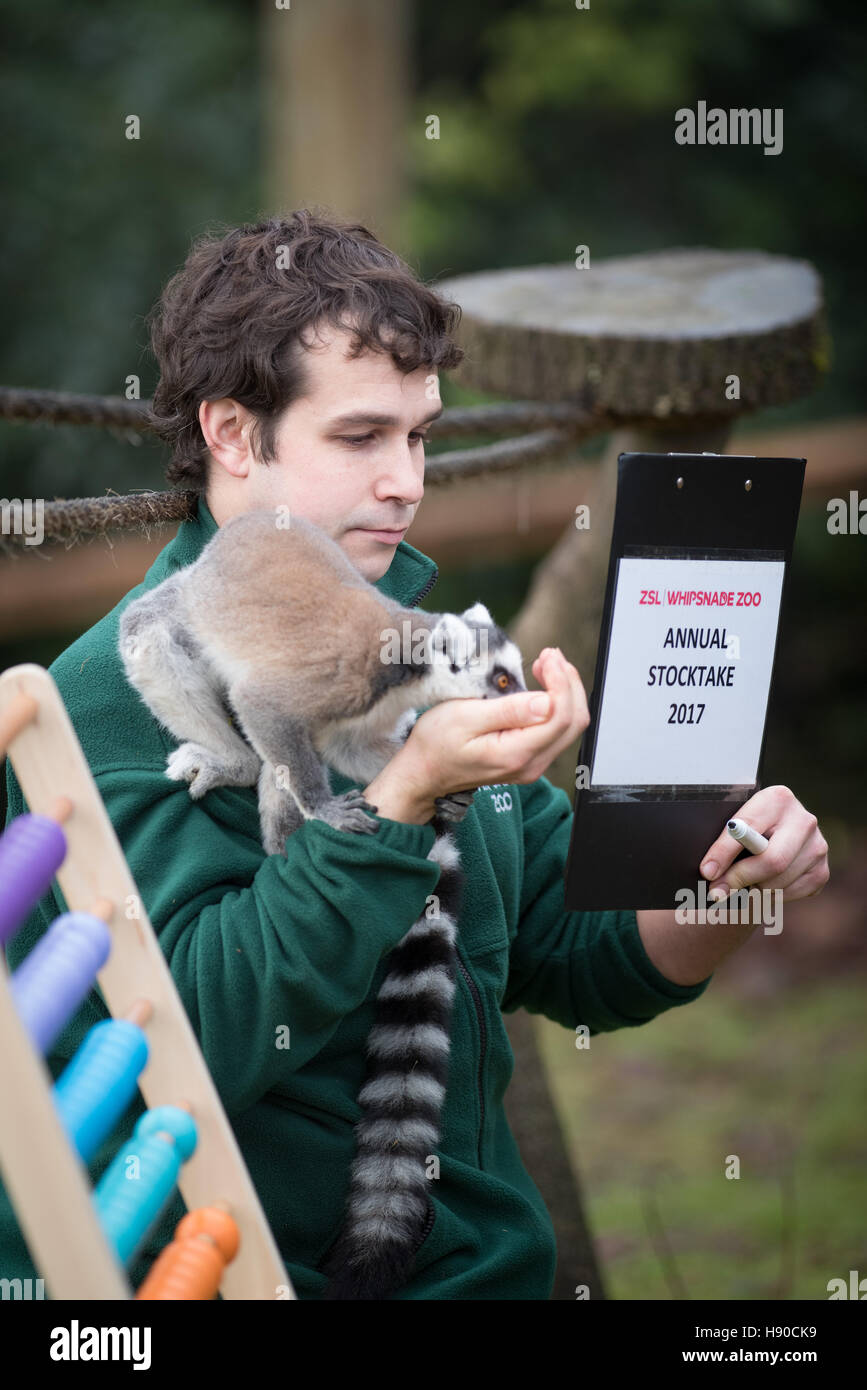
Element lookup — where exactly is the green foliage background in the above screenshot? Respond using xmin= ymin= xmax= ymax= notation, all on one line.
xmin=1 ymin=0 xmax=865 ymax=503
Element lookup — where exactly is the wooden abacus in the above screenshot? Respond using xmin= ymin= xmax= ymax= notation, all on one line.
xmin=0 ymin=663 xmax=295 ymax=1300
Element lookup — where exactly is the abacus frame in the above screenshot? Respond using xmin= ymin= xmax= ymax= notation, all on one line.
xmin=0 ymin=663 xmax=294 ymax=1300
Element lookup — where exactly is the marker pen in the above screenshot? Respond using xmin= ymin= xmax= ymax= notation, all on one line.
xmin=727 ymin=817 xmax=769 ymax=854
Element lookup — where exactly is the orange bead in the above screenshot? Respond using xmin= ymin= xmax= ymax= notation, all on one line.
xmin=175 ymin=1206 xmax=240 ymax=1263
xmin=134 ymin=1206 xmax=240 ymax=1300
xmin=135 ymin=1236 xmax=224 ymax=1300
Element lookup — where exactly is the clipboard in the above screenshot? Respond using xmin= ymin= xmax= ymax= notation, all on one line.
xmin=563 ymin=451 xmax=805 ymax=910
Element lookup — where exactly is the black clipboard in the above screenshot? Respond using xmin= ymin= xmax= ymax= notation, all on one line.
xmin=563 ymin=451 xmax=805 ymax=910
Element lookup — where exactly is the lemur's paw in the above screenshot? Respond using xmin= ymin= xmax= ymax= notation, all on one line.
xmin=434 ymin=790 xmax=476 ymax=823
xmin=167 ymin=741 xmax=260 ymax=797
xmin=165 ymin=742 xmax=227 ymax=798
xmin=318 ymin=789 xmax=380 ymax=834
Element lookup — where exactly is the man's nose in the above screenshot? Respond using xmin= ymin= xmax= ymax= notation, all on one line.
xmin=378 ymin=444 xmax=424 ymax=501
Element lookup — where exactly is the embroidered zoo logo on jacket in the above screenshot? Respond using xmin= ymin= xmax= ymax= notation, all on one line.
xmin=477 ymin=782 xmax=515 ymax=816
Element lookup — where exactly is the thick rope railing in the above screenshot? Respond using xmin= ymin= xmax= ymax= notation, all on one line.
xmin=0 ymin=387 xmax=597 ymax=438
xmin=0 ymin=385 xmax=731 ymax=548
xmin=0 ymin=388 xmax=151 ymax=434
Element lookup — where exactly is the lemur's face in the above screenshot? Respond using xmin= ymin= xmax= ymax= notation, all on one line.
xmin=428 ymin=604 xmax=527 ymax=701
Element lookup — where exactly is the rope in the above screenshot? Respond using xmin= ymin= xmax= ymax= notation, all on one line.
xmin=424 ymin=427 xmax=588 ymax=480
xmin=0 ymin=387 xmax=150 ymax=433
xmin=0 ymin=385 xmax=598 ymax=438
xmin=0 ymin=386 xmax=618 ymax=547
xmin=0 ymin=383 xmax=725 ymax=547
xmin=0 ymin=491 xmax=199 ymax=555
xmin=0 ymin=432 xmax=588 ymax=548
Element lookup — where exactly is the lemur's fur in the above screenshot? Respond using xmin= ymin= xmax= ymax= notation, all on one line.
xmin=119 ymin=508 xmax=526 ymax=1298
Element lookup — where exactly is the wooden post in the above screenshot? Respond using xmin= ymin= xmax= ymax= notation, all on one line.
xmin=260 ymin=0 xmax=412 ymax=250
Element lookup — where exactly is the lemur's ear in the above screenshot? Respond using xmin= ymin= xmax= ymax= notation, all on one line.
xmin=431 ymin=613 xmax=474 ymax=668
xmin=461 ymin=602 xmax=493 ymax=626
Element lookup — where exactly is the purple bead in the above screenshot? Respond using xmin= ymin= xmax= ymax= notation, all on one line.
xmin=0 ymin=814 xmax=67 ymax=946
xmin=9 ymin=912 xmax=112 ymax=1054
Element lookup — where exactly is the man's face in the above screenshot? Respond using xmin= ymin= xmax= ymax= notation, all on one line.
xmin=203 ymin=321 xmax=442 ymax=581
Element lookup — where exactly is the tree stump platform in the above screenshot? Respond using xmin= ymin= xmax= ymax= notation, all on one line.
xmin=439 ymin=247 xmax=826 ymax=419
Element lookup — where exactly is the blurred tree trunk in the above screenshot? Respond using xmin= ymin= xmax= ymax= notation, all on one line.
xmin=260 ymin=0 xmax=412 ymax=250
xmin=503 ymin=1008 xmax=607 ymax=1299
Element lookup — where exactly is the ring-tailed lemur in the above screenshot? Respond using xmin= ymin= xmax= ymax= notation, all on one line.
xmin=118 ymin=507 xmax=526 ymax=1299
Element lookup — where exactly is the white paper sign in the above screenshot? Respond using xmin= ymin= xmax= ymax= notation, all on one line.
xmin=590 ymin=557 xmax=785 ymax=786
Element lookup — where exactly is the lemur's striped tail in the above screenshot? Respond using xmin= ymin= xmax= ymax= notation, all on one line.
xmin=321 ymin=820 xmax=463 ymax=1300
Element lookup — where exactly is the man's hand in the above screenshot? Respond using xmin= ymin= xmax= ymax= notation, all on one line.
xmin=638 ymin=786 xmax=831 ymax=985
xmin=698 ymin=784 xmax=830 ymax=903
xmin=364 ymin=647 xmax=589 ymax=821
xmin=405 ymin=646 xmax=589 ymax=801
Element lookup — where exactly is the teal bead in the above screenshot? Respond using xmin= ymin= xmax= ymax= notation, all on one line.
xmin=136 ymin=1105 xmax=198 ymax=1162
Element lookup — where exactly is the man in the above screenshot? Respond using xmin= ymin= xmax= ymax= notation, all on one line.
xmin=1 ymin=212 xmax=829 ymax=1299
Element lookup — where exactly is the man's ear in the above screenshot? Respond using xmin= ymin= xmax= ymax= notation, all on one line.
xmin=198 ymin=398 xmax=253 ymax=478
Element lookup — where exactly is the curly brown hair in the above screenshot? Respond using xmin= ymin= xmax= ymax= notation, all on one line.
xmin=145 ymin=208 xmax=465 ymax=493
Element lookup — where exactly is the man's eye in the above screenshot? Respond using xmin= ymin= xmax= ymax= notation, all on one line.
xmin=338 ymin=432 xmax=428 ymax=448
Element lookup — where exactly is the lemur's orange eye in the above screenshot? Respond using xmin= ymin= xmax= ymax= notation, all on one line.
xmin=496 ymin=673 xmax=509 ymax=689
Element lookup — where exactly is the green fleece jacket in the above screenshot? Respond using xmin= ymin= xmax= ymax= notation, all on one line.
xmin=1 ymin=498 xmax=712 ymax=1299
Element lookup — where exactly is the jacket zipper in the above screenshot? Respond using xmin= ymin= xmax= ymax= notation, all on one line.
xmin=411 ymin=568 xmax=439 ymax=607
xmin=317 ymin=1181 xmax=437 ymax=1273
xmin=411 ymin=1196 xmax=436 ymax=1255
xmin=455 ymin=954 xmax=487 ymax=1167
